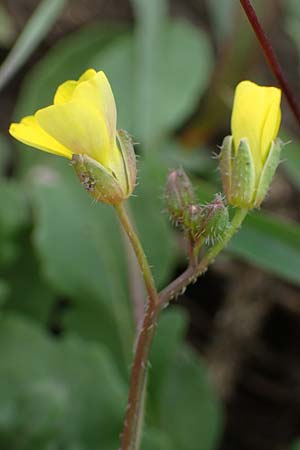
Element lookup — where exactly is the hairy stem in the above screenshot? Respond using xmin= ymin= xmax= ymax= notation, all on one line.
xmin=159 ymin=208 xmax=248 ymax=306
xmin=115 ymin=203 xmax=159 ymax=308
xmin=115 ymin=203 xmax=159 ymax=450
xmin=240 ymin=0 xmax=300 ymax=127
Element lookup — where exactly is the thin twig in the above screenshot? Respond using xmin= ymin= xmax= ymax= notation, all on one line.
xmin=240 ymin=0 xmax=300 ymax=128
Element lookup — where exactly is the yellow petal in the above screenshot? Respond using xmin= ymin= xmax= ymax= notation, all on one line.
xmin=36 ymin=100 xmax=112 ymax=166
xmin=54 ymin=80 xmax=78 ymax=105
xmin=53 ymin=69 xmax=97 ymax=105
xmin=72 ymin=71 xmax=117 ymax=141
xmin=9 ymin=115 xmax=72 ymax=159
xmin=78 ymin=68 xmax=97 ymax=82
xmin=231 ymin=80 xmax=281 ymax=172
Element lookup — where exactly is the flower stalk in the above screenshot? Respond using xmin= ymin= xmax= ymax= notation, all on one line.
xmin=114 ymin=203 xmax=160 ymax=450
xmin=239 ymin=0 xmax=300 ymax=127
xmin=116 ymin=203 xmax=248 ymax=450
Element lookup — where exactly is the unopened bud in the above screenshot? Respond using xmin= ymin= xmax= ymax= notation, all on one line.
xmin=165 ymin=168 xmax=196 ymax=225
xmin=201 ymin=194 xmax=229 ymax=245
xmin=183 ymin=204 xmax=204 ymax=239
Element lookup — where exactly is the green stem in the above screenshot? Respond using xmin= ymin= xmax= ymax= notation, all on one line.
xmin=159 ymin=208 xmax=248 ymax=305
xmin=114 ymin=203 xmax=160 ymax=450
xmin=115 ymin=203 xmax=159 ymax=308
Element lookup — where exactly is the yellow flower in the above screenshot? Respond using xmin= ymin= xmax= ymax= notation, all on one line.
xmin=231 ymin=80 xmax=281 ymax=177
xmin=9 ymin=69 xmax=136 ymax=204
xmin=219 ymin=80 xmax=282 ymax=209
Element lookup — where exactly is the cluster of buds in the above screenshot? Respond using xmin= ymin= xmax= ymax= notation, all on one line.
xmin=165 ymin=168 xmax=229 ymax=248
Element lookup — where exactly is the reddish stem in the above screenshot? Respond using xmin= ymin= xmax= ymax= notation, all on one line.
xmin=240 ymin=0 xmax=300 ymax=127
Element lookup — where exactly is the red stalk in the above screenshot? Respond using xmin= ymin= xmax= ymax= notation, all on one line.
xmin=240 ymin=0 xmax=300 ymax=128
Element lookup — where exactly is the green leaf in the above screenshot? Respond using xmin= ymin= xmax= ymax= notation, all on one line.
xmin=0 ymin=314 xmax=127 ymax=450
xmin=0 ymin=180 xmax=29 ymax=268
xmin=0 ymin=133 xmax=11 ymax=177
xmin=4 ymin=237 xmax=56 ymax=325
xmin=0 ymin=0 xmax=67 ymax=91
xmin=142 ymin=428 xmax=173 ymax=450
xmin=207 ymin=0 xmax=237 ymax=41
xmin=229 ymin=211 xmax=300 ymax=285
xmin=30 ymin=165 xmax=134 ymax=369
xmin=159 ymin=344 xmax=223 ymax=450
xmin=148 ymin=308 xmax=188 ymax=418
xmin=93 ymin=19 xmax=213 ymax=150
xmin=282 ymin=138 xmax=300 ymax=188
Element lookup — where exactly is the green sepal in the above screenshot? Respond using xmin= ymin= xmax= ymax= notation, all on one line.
xmin=219 ymin=135 xmax=233 ymax=201
xmin=230 ymin=138 xmax=256 ymax=208
xmin=254 ymin=139 xmax=282 ymax=207
xmin=201 ymin=195 xmax=230 ymax=245
xmin=117 ymin=129 xmax=137 ymax=196
xmin=72 ymin=154 xmax=126 ymax=205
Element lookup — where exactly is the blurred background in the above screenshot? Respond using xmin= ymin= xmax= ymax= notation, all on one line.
xmin=0 ymin=1 xmax=300 ymax=449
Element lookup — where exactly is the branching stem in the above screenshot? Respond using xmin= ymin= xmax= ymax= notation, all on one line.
xmin=116 ymin=204 xmax=248 ymax=450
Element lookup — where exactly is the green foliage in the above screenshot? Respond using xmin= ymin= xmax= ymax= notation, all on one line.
xmin=282 ymin=136 xmax=300 ymax=188
xmin=230 ymin=211 xmax=300 ymax=284
xmin=0 ymin=0 xmax=67 ymax=91
xmin=2 ymin=0 xmax=300 ymax=449
xmin=94 ymin=17 xmax=213 ymax=150
xmin=0 ymin=315 xmax=127 ymax=450
xmin=0 ymin=180 xmax=29 ymax=269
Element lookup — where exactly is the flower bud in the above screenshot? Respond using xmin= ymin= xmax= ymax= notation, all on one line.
xmin=219 ymin=80 xmax=282 ymax=209
xmin=165 ymin=168 xmax=196 ymax=225
xmin=200 ymin=194 xmax=229 ymax=244
xmin=183 ymin=204 xmax=204 ymax=240
xmin=219 ymin=136 xmax=283 ymax=209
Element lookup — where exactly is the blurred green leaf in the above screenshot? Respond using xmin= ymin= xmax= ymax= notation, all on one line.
xmin=207 ymin=0 xmax=237 ymax=41
xmin=282 ymin=138 xmax=300 ymax=188
xmin=94 ymin=18 xmax=213 ymax=150
xmin=0 ymin=180 xmax=29 ymax=268
xmin=285 ymin=0 xmax=300 ymax=54
xmin=142 ymin=428 xmax=173 ymax=450
xmin=28 ymin=158 xmax=176 ymax=364
xmin=4 ymin=237 xmax=56 ymax=325
xmin=229 ymin=211 xmax=300 ymax=285
xmin=159 ymin=344 xmax=223 ymax=450
xmin=30 ymin=165 xmax=133 ymax=368
xmin=0 ymin=314 xmax=127 ymax=450
xmin=0 ymin=279 xmax=9 ymax=307
xmin=0 ymin=5 xmax=15 ymax=47
xmin=148 ymin=308 xmax=188 ymax=418
xmin=0 ymin=0 xmax=67 ymax=91
xmin=0 ymin=133 xmax=12 ymax=177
